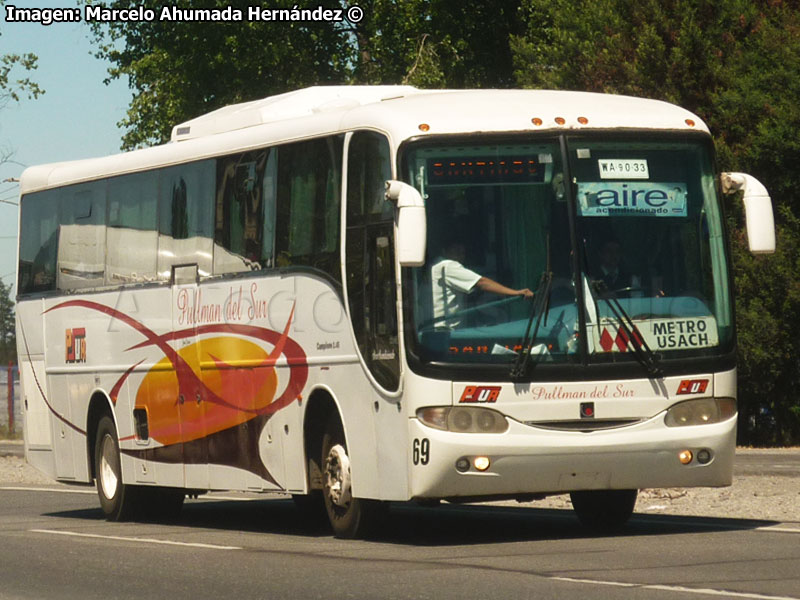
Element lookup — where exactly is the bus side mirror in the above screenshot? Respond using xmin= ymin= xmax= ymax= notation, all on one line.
xmin=721 ymin=172 xmax=776 ymax=254
xmin=385 ymin=180 xmax=426 ymax=266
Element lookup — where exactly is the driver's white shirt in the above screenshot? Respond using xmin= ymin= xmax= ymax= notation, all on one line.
xmin=431 ymin=257 xmax=481 ymax=328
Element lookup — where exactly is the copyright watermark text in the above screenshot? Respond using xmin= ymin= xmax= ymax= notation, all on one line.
xmin=4 ymin=4 xmax=365 ymax=26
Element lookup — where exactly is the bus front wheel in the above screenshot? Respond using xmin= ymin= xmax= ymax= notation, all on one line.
xmin=569 ymin=489 xmax=638 ymax=531
xmin=94 ymin=415 xmax=139 ymax=521
xmin=321 ymin=420 xmax=386 ymax=538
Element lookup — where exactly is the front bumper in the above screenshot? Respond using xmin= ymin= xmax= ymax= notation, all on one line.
xmin=408 ymin=413 xmax=736 ymax=500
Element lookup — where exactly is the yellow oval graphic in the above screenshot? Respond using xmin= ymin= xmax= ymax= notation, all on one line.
xmin=134 ymin=337 xmax=279 ymax=446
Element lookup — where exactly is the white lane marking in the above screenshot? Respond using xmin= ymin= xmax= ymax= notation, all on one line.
xmin=551 ymin=577 xmax=636 ymax=588
xmin=30 ymin=529 xmax=241 ymax=550
xmin=0 ymin=487 xmax=263 ymax=501
xmin=755 ymin=526 xmax=800 ymax=534
xmin=551 ymin=577 xmax=799 ymax=600
xmin=646 ymin=584 xmax=799 ymax=600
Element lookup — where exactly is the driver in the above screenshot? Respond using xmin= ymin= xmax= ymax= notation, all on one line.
xmin=596 ymin=238 xmax=640 ymax=292
xmin=431 ymin=239 xmax=533 ymax=328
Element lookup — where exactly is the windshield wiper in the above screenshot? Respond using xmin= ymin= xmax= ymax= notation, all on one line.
xmin=591 ymin=280 xmax=662 ymax=378
xmin=511 ymin=235 xmax=554 ymax=379
xmin=510 ymin=270 xmax=552 ymax=379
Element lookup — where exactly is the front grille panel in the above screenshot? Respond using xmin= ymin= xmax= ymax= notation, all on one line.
xmin=523 ymin=418 xmax=643 ymax=432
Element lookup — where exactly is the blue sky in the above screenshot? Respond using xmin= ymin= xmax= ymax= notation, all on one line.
xmin=1 ymin=0 xmax=129 ymax=292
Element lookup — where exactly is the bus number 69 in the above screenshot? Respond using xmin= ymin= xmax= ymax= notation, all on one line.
xmin=413 ymin=438 xmax=430 ymax=465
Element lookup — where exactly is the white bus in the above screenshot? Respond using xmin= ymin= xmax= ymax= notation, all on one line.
xmin=16 ymin=86 xmax=775 ymax=537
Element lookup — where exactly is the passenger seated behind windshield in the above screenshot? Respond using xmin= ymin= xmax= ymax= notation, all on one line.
xmin=594 ymin=239 xmax=640 ymax=294
xmin=431 ymin=237 xmax=533 ymax=328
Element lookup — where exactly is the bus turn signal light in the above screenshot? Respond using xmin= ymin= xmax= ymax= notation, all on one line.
xmin=679 ymin=450 xmax=693 ymax=465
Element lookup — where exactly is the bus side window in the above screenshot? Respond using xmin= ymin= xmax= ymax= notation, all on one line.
xmin=18 ymin=189 xmax=59 ymax=294
xmin=214 ymin=150 xmax=268 ymax=275
xmin=57 ymin=186 xmax=106 ymax=291
xmin=275 ymin=136 xmax=343 ymax=281
xmin=346 ymin=131 xmax=399 ymax=391
xmin=158 ymin=160 xmax=214 ymax=279
xmin=107 ymin=172 xmax=159 ymax=285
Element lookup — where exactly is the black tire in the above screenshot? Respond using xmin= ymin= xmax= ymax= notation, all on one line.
xmin=320 ymin=419 xmax=387 ymax=538
xmin=570 ymin=489 xmax=638 ymax=531
xmin=94 ymin=415 xmax=139 ymax=521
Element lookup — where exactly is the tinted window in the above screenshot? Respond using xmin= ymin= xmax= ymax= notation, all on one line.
xmin=18 ymin=189 xmax=59 ymax=294
xmin=58 ymin=184 xmax=106 ymax=290
xmin=214 ymin=150 xmax=269 ymax=274
xmin=276 ymin=136 xmax=343 ymax=279
xmin=346 ymin=131 xmax=399 ymax=390
xmin=159 ymin=160 xmax=214 ymax=279
xmin=107 ymin=172 xmax=159 ymax=284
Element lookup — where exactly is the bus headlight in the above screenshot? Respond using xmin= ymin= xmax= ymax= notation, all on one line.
xmin=417 ymin=407 xmax=509 ymax=433
xmin=664 ymin=398 xmax=736 ymax=427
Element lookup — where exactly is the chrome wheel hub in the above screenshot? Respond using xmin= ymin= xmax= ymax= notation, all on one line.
xmin=324 ymin=444 xmax=352 ymax=507
xmin=99 ymin=434 xmax=118 ymax=500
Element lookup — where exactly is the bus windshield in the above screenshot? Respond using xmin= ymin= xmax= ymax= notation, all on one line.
xmin=404 ymin=136 xmax=732 ymax=370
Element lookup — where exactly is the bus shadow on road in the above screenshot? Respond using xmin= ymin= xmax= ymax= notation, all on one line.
xmin=366 ymin=503 xmax=777 ymax=546
xmin=43 ymin=495 xmax=779 ymax=546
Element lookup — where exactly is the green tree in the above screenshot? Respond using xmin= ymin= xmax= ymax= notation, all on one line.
xmin=512 ymin=0 xmax=800 ymax=444
xmin=85 ymin=0 xmax=351 ymax=148
xmin=349 ymin=0 xmax=524 ymax=87
xmin=0 ymin=0 xmax=43 ymax=107
xmin=86 ymin=0 xmax=524 ymax=148
xmin=0 ymin=278 xmax=15 ymax=365
xmin=1 ymin=0 xmax=41 ymax=366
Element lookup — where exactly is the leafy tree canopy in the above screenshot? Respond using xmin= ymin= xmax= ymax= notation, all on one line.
xmin=511 ymin=0 xmax=800 ymax=444
xmin=85 ymin=0 xmax=524 ymax=148
xmin=0 ymin=278 xmax=15 ymax=365
xmin=0 ymin=0 xmax=43 ymax=107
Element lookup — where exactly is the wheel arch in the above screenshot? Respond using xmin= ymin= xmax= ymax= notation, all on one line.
xmin=86 ymin=391 xmax=116 ymax=480
xmin=302 ymin=386 xmax=342 ymax=491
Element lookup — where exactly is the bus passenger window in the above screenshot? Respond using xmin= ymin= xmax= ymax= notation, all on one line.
xmin=18 ymin=189 xmax=59 ymax=294
xmin=214 ymin=150 xmax=268 ymax=275
xmin=57 ymin=186 xmax=106 ymax=291
xmin=275 ymin=136 xmax=343 ymax=281
xmin=158 ymin=160 xmax=214 ymax=279
xmin=107 ymin=172 xmax=159 ymax=285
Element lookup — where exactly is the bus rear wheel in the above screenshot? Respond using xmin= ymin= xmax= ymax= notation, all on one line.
xmin=94 ymin=415 xmax=139 ymax=521
xmin=321 ymin=420 xmax=386 ymax=539
xmin=570 ymin=489 xmax=638 ymax=531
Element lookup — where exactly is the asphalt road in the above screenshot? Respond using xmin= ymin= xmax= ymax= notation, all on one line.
xmin=0 ymin=486 xmax=798 ymax=600
xmin=731 ymin=450 xmax=800 ymax=476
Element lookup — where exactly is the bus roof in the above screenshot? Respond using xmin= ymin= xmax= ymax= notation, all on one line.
xmin=20 ymin=86 xmax=709 ymax=195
